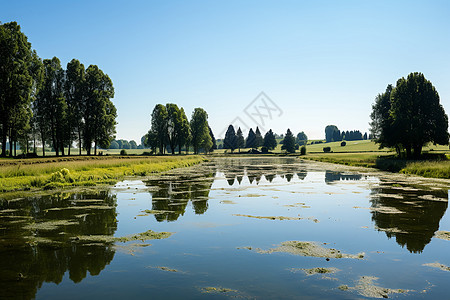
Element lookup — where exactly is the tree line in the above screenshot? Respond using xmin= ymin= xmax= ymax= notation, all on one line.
xmin=0 ymin=22 xmax=117 ymax=157
xmin=324 ymin=125 xmax=369 ymax=143
xmin=222 ymin=125 xmax=307 ymax=154
xmin=144 ymin=104 xmax=215 ymax=154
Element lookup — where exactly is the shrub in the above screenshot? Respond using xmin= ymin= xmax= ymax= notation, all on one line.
xmin=120 ymin=149 xmax=128 ymax=155
xmin=300 ymin=146 xmax=307 ymax=155
xmin=341 ymin=141 xmax=346 ymax=146
xmin=261 ymin=146 xmax=269 ymax=153
xmin=323 ymin=147 xmax=331 ymax=153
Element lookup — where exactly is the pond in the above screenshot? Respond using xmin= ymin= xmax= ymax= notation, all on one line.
xmin=1 ymin=157 xmax=450 ymax=299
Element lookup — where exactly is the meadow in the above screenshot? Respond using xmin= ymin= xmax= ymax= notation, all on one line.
xmin=0 ymin=155 xmax=205 ymax=192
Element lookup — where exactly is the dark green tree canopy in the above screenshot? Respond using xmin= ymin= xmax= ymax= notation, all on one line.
xmin=223 ymin=125 xmax=237 ymax=151
xmin=370 ymin=73 xmax=449 ymax=158
xmin=245 ymin=128 xmax=256 ymax=148
xmin=254 ymin=127 xmax=263 ymax=148
xmin=263 ymin=129 xmax=277 ymax=150
xmin=281 ymin=128 xmax=296 ymax=153
xmin=236 ymin=127 xmax=244 ymax=151
xmin=325 ymin=125 xmax=341 ymax=142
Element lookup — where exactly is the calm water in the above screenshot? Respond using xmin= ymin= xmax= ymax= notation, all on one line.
xmin=1 ymin=157 xmax=450 ymax=299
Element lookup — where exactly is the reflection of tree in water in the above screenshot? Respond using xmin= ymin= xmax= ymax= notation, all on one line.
xmin=0 ymin=191 xmax=117 ymax=299
xmin=325 ymin=171 xmax=362 ymax=183
xmin=370 ymin=186 xmax=448 ymax=253
xmin=218 ymin=157 xmax=307 ymax=185
xmin=146 ymin=171 xmax=215 ymax=222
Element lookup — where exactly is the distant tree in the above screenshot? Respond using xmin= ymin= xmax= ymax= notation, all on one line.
xmin=245 ymin=128 xmax=256 ymax=148
xmin=109 ymin=140 xmax=119 ymax=149
xmin=120 ymin=140 xmax=130 ymax=149
xmin=281 ymin=129 xmax=296 ymax=153
xmin=296 ymin=131 xmax=308 ymax=145
xmin=149 ymin=104 xmax=168 ymax=154
xmin=236 ymin=127 xmax=244 ymax=152
xmin=209 ymin=126 xmax=217 ymax=151
xmin=129 ymin=140 xmax=137 ymax=149
xmin=371 ymin=73 xmax=449 ymax=158
xmin=263 ymin=129 xmax=277 ymax=150
xmin=325 ymin=125 xmax=340 ymax=142
xmin=254 ymin=127 xmax=263 ymax=148
xmin=363 ymin=132 xmax=368 ymax=140
xmin=223 ymin=125 xmax=237 ymax=151
xmin=190 ymin=108 xmax=210 ymax=154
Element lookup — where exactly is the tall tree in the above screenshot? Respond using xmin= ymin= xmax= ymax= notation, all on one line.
xmin=245 ymin=128 xmax=256 ymax=148
xmin=223 ymin=125 xmax=237 ymax=151
xmin=209 ymin=126 xmax=216 ymax=152
xmin=190 ymin=108 xmax=210 ymax=154
xmin=36 ymin=57 xmax=67 ymax=156
xmin=371 ymin=75 xmax=450 ymax=157
xmin=177 ymin=107 xmax=190 ymax=154
xmin=325 ymin=125 xmax=340 ymax=142
xmin=84 ymin=65 xmax=116 ymax=155
xmin=263 ymin=129 xmax=277 ymax=150
xmin=149 ymin=104 xmax=168 ymax=154
xmin=390 ymin=73 xmax=448 ymax=157
xmin=236 ymin=127 xmax=244 ymax=152
xmin=0 ymin=22 xmax=35 ymax=157
xmin=166 ymin=103 xmax=182 ymax=154
xmin=65 ymin=59 xmax=86 ymax=155
xmin=254 ymin=127 xmax=263 ymax=148
xmin=281 ymin=129 xmax=296 ymax=153
xmin=296 ymin=131 xmax=308 ymax=145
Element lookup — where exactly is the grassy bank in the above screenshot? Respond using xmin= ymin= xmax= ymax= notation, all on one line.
xmin=303 ymin=152 xmax=450 ymax=179
xmin=0 ymin=155 xmax=205 ymax=192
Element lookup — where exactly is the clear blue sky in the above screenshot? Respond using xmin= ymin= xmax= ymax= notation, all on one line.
xmin=2 ymin=0 xmax=450 ymax=142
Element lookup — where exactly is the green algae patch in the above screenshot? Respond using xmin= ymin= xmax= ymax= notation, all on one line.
xmin=24 ymin=219 xmax=79 ymax=231
xmin=241 ymin=241 xmax=364 ymax=259
xmin=201 ymin=286 xmax=237 ymax=294
xmin=298 ymin=267 xmax=340 ymax=276
xmin=340 ymin=276 xmax=410 ymax=298
xmin=147 ymin=266 xmax=182 ymax=273
xmin=423 ymin=262 xmax=450 ymax=272
xmin=115 ymin=230 xmax=173 ymax=242
xmin=434 ymin=231 xmax=450 ymax=241
xmin=233 ymin=214 xmax=319 ymax=222
xmin=72 ymin=229 xmax=173 ymax=244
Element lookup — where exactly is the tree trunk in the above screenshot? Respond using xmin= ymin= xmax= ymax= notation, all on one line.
xmin=78 ymin=131 xmax=82 ymax=155
xmin=1 ymin=129 xmax=6 ymax=157
xmin=413 ymin=145 xmax=422 ymax=158
xmin=405 ymin=146 xmax=412 ymax=159
xmin=94 ymin=141 xmax=97 ymax=156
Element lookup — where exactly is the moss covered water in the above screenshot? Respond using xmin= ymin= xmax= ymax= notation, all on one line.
xmin=1 ymin=157 xmax=450 ymax=299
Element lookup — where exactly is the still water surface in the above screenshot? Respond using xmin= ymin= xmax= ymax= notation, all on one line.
xmin=1 ymin=157 xmax=450 ymax=299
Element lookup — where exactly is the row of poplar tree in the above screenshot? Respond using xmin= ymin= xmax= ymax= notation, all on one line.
xmin=0 ymin=22 xmax=116 ymax=157
xmin=223 ymin=125 xmax=305 ymax=153
xmin=144 ymin=104 xmax=215 ymax=154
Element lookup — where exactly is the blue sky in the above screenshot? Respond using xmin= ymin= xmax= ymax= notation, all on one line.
xmin=2 ymin=0 xmax=450 ymax=142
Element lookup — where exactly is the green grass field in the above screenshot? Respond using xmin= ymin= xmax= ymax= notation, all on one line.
xmin=0 ymin=155 xmax=205 ymax=192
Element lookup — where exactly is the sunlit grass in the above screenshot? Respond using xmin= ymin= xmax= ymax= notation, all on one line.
xmin=0 ymin=155 xmax=205 ymax=192
xmin=401 ymin=160 xmax=450 ymax=179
